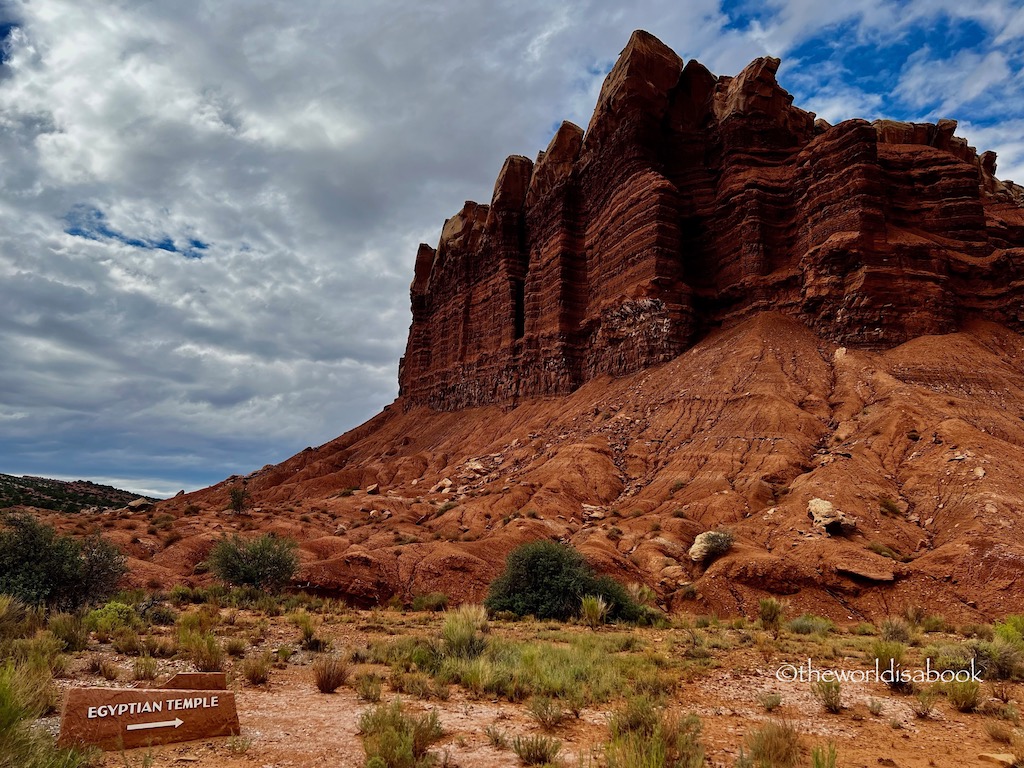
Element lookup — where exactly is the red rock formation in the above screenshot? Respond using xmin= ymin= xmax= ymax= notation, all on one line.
xmin=399 ymin=30 xmax=1024 ymax=411
xmin=78 ymin=31 xmax=1024 ymax=622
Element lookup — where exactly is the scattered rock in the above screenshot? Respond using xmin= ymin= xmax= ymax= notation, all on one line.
xmin=808 ymin=498 xmax=856 ymax=535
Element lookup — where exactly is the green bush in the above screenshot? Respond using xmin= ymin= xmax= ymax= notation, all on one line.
xmin=511 ymin=733 xmax=561 ymax=766
xmin=788 ymin=614 xmax=834 ymax=636
xmin=0 ymin=515 xmax=125 ymax=610
xmin=442 ymin=604 xmax=488 ymax=659
xmin=359 ymin=700 xmax=443 ymax=768
xmin=47 ymin=613 xmax=88 ymax=653
xmin=411 ymin=593 xmax=449 ymax=612
xmin=208 ymin=534 xmax=299 ymax=592
xmin=758 ymin=598 xmax=785 ymax=634
xmin=84 ymin=602 xmax=140 ymax=642
xmin=484 ymin=540 xmax=649 ymax=622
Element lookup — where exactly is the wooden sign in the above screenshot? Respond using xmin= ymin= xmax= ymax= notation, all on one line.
xmin=59 ymin=687 xmax=239 ymax=750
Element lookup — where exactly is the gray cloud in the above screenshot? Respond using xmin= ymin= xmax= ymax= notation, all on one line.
xmin=1 ymin=0 xmax=1022 ymax=495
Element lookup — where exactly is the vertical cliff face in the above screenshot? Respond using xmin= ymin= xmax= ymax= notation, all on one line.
xmin=399 ymin=30 xmax=1024 ymax=411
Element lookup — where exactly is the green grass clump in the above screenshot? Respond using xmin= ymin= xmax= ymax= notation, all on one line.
xmin=358 ymin=700 xmax=443 ymax=768
xmin=605 ymin=697 xmax=704 ymax=768
xmin=411 ymin=593 xmax=449 ymax=612
xmin=580 ymin=594 xmax=609 ymax=630
xmin=0 ymin=660 xmax=92 ymax=768
xmin=46 ymin=613 xmax=88 ymax=652
xmin=441 ymin=604 xmax=488 ymax=659
xmin=813 ymin=680 xmax=842 ymax=713
xmin=758 ymin=598 xmax=785 ymax=634
xmin=788 ymin=614 xmax=833 ymax=636
xmin=742 ymin=720 xmax=801 ymax=768
xmin=945 ymin=679 xmax=981 ymax=712
xmin=182 ymin=632 xmax=224 ymax=672
xmin=511 ymin=733 xmax=561 ymax=766
xmin=313 ymin=653 xmax=349 ymax=693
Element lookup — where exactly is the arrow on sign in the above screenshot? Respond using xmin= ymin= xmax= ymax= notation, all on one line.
xmin=126 ymin=718 xmax=184 ymax=731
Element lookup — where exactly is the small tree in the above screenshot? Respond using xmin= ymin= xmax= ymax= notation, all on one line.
xmin=208 ymin=533 xmax=298 ymax=592
xmin=227 ymin=485 xmax=250 ymax=514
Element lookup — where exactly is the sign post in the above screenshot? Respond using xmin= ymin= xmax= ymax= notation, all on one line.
xmin=59 ymin=686 xmax=240 ymax=750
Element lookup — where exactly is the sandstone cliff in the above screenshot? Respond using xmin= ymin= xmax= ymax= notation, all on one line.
xmin=113 ymin=31 xmax=1024 ymax=621
xmin=399 ymin=30 xmax=1024 ymax=411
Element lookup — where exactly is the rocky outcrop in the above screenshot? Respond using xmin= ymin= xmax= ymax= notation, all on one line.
xmin=400 ymin=30 xmax=1024 ymax=411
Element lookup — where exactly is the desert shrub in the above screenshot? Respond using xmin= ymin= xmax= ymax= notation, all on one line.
xmin=757 ymin=692 xmax=782 ymax=712
xmin=132 ymin=655 xmax=157 ymax=682
xmin=47 ymin=613 xmax=88 ymax=653
xmin=144 ymin=603 xmax=178 ymax=626
xmin=580 ymin=594 xmax=608 ymax=630
xmin=225 ymin=637 xmax=247 ymax=657
xmin=811 ymin=743 xmax=838 ymax=768
xmin=110 ymin=629 xmax=144 ymax=656
xmin=609 ymin=695 xmax=661 ymax=738
xmin=743 ymin=720 xmax=801 ymax=768
xmin=511 ymin=733 xmax=561 ymax=766
xmin=813 ymin=680 xmax=842 ymax=713
xmin=441 ymin=604 xmax=488 ymax=659
xmin=390 ymin=671 xmax=434 ymax=700
xmin=960 ymin=623 xmax=995 ymax=640
xmin=627 ymin=582 xmax=657 ymax=607
xmin=485 ymin=725 xmax=508 ymax=750
xmin=290 ymin=610 xmax=328 ymax=651
xmin=527 ymin=695 xmax=565 ymax=730
xmin=359 ymin=700 xmax=443 ymax=768
xmin=183 ymin=633 xmax=224 ymax=672
xmin=0 ymin=660 xmax=91 ymax=768
xmin=881 ymin=617 xmax=912 ymax=643
xmin=411 ymin=593 xmax=449 ymax=612
xmin=694 ymin=529 xmax=734 ymax=563
xmin=878 ymin=497 xmax=902 ymax=516
xmin=758 ymin=598 xmax=785 ymax=634
xmin=84 ymin=602 xmax=140 ymax=641
xmin=485 ymin=540 xmax=647 ymax=622
xmin=313 ymin=654 xmax=349 ymax=693
xmin=8 ymin=632 xmax=64 ymax=675
xmin=978 ymin=640 xmax=1024 ymax=680
xmin=870 ymin=640 xmax=910 ymax=692
xmin=0 ymin=594 xmax=30 ymax=642
xmin=241 ymin=652 xmax=273 ymax=686
xmin=208 ymin=533 xmax=298 ymax=592
xmin=946 ymin=679 xmax=981 ymax=712
xmin=911 ymin=686 xmax=939 ymax=718
xmin=356 ymin=672 xmax=384 ymax=702
xmin=0 ymin=515 xmax=125 ymax=610
xmin=606 ymin=708 xmax=703 ymax=768
xmin=788 ymin=614 xmax=834 ymax=636
xmin=920 ymin=614 xmax=946 ymax=633
xmin=867 ymin=698 xmax=883 ymax=716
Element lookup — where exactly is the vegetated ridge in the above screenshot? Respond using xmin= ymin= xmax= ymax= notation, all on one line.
xmin=88 ymin=30 xmax=1024 ymax=621
xmin=0 ymin=472 xmax=153 ymax=514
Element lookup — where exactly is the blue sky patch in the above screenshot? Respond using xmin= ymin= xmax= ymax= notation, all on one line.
xmin=63 ymin=205 xmax=209 ymax=259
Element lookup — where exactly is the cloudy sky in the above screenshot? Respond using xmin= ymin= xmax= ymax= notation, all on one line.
xmin=2 ymin=0 xmax=1023 ymax=497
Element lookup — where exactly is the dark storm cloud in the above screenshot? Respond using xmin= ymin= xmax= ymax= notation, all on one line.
xmin=1 ymin=0 xmax=1022 ymax=494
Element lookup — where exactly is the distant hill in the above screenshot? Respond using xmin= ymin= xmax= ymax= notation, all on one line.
xmin=0 ymin=473 xmax=153 ymax=513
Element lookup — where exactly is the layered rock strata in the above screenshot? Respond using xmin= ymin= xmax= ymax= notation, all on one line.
xmin=399 ymin=30 xmax=1024 ymax=411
